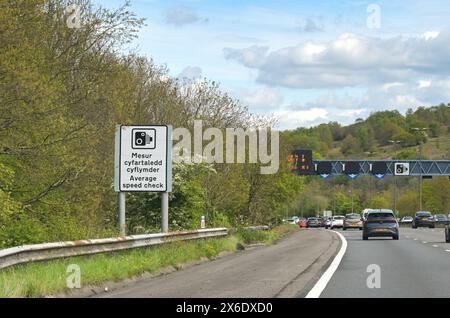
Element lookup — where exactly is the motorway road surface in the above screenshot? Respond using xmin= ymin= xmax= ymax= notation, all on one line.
xmin=321 ymin=227 xmax=450 ymax=298
xmin=92 ymin=229 xmax=340 ymax=298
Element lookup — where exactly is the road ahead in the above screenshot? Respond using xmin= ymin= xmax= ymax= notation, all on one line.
xmin=321 ymin=227 xmax=450 ymax=298
xmin=92 ymin=229 xmax=339 ymax=298
xmin=88 ymin=227 xmax=450 ymax=298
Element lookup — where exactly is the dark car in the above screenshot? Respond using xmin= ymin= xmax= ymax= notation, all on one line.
xmin=307 ymin=217 xmax=321 ymax=228
xmin=363 ymin=209 xmax=399 ymax=240
xmin=434 ymin=214 xmax=447 ymax=223
xmin=412 ymin=211 xmax=435 ymax=229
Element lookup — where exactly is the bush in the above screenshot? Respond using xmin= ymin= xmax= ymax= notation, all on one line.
xmin=236 ymin=228 xmax=277 ymax=245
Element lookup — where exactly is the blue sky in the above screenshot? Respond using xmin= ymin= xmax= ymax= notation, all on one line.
xmin=93 ymin=0 xmax=450 ymax=129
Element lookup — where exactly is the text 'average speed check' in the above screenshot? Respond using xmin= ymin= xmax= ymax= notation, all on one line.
xmin=115 ymin=125 xmax=172 ymax=192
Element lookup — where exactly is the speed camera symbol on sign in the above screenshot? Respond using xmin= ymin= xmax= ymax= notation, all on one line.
xmin=132 ymin=129 xmax=156 ymax=149
xmin=395 ymin=163 xmax=410 ymax=176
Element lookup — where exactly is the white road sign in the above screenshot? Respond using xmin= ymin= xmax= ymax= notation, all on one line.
xmin=115 ymin=125 xmax=172 ymax=192
xmin=394 ymin=163 xmax=410 ymax=176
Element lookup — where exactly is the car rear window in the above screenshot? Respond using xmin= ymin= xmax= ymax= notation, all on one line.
xmin=367 ymin=213 xmax=395 ymax=219
xmin=417 ymin=212 xmax=431 ymax=217
xmin=346 ymin=214 xmax=359 ymax=219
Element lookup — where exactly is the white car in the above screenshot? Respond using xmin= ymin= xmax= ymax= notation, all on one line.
xmin=401 ymin=216 xmax=413 ymax=223
xmin=330 ymin=215 xmax=345 ymax=229
xmin=361 ymin=208 xmax=372 ymax=222
xmin=284 ymin=216 xmax=299 ymax=225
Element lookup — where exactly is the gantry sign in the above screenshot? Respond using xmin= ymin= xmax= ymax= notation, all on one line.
xmin=290 ymin=150 xmax=450 ymax=180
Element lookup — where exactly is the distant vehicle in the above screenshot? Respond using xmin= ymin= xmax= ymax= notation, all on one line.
xmin=298 ymin=218 xmax=308 ymax=228
xmin=445 ymin=224 xmax=450 ymax=243
xmin=317 ymin=217 xmax=326 ymax=227
xmin=343 ymin=213 xmax=363 ymax=230
xmin=412 ymin=211 xmax=435 ymax=229
xmin=324 ymin=217 xmax=332 ymax=229
xmin=284 ymin=216 xmax=299 ymax=225
xmin=363 ymin=209 xmax=399 ymax=240
xmin=307 ymin=217 xmax=321 ymax=228
xmin=361 ymin=208 xmax=372 ymax=222
xmin=434 ymin=214 xmax=447 ymax=222
xmin=330 ymin=215 xmax=345 ymax=229
xmin=400 ymin=216 xmax=413 ymax=223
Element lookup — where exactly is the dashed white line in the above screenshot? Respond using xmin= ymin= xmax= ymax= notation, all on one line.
xmin=432 ymin=245 xmax=439 ymax=248
xmin=305 ymin=230 xmax=347 ymax=298
xmin=423 ymin=241 xmax=428 ymax=244
xmin=445 ymin=250 xmax=450 ymax=253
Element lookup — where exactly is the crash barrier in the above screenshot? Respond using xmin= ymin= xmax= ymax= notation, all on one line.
xmin=0 ymin=228 xmax=229 ymax=270
xmin=0 ymin=225 xmax=272 ymax=270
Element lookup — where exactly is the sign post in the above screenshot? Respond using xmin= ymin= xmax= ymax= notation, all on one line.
xmin=115 ymin=125 xmax=172 ymax=235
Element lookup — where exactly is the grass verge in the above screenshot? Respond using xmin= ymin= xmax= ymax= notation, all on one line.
xmin=0 ymin=225 xmax=298 ymax=298
xmin=236 ymin=224 xmax=298 ymax=245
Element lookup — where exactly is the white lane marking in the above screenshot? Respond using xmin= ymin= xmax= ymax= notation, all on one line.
xmin=432 ymin=244 xmax=439 ymax=248
xmin=305 ymin=230 xmax=347 ymax=298
xmin=445 ymin=250 xmax=450 ymax=253
xmin=414 ymin=238 xmax=418 ymax=241
xmin=423 ymin=241 xmax=428 ymax=244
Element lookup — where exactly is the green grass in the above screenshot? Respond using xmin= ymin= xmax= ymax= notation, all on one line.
xmin=0 ymin=226 xmax=298 ymax=298
xmin=236 ymin=225 xmax=297 ymax=245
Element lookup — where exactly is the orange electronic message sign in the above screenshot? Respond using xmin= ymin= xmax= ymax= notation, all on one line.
xmin=289 ymin=150 xmax=315 ymax=175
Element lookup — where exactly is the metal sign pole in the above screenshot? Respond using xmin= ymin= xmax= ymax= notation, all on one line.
xmin=161 ymin=192 xmax=169 ymax=233
xmin=161 ymin=126 xmax=172 ymax=234
xmin=119 ymin=192 xmax=126 ymax=236
xmin=419 ymin=175 xmax=423 ymax=211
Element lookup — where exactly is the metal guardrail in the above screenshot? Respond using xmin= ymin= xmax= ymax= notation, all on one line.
xmin=240 ymin=225 xmax=270 ymax=231
xmin=0 ymin=228 xmax=228 ymax=270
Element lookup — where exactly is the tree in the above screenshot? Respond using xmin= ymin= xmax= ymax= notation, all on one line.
xmin=341 ymin=135 xmax=361 ymax=155
xmin=423 ymin=177 xmax=450 ymax=214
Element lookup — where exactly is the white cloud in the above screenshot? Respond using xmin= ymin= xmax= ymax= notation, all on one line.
xmin=178 ymin=66 xmax=203 ymax=80
xmin=241 ymin=87 xmax=284 ymax=111
xmin=224 ymin=29 xmax=450 ymax=89
xmin=164 ymin=7 xmax=207 ymax=26
xmin=418 ymin=80 xmax=431 ymax=89
xmin=381 ymin=82 xmax=404 ymax=91
xmin=337 ymin=109 xmax=366 ymax=118
xmin=274 ymin=108 xmax=329 ymax=129
xmin=299 ymin=17 xmax=324 ymax=32
xmin=422 ymin=31 xmax=440 ymax=41
xmin=224 ymin=46 xmax=269 ymax=68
